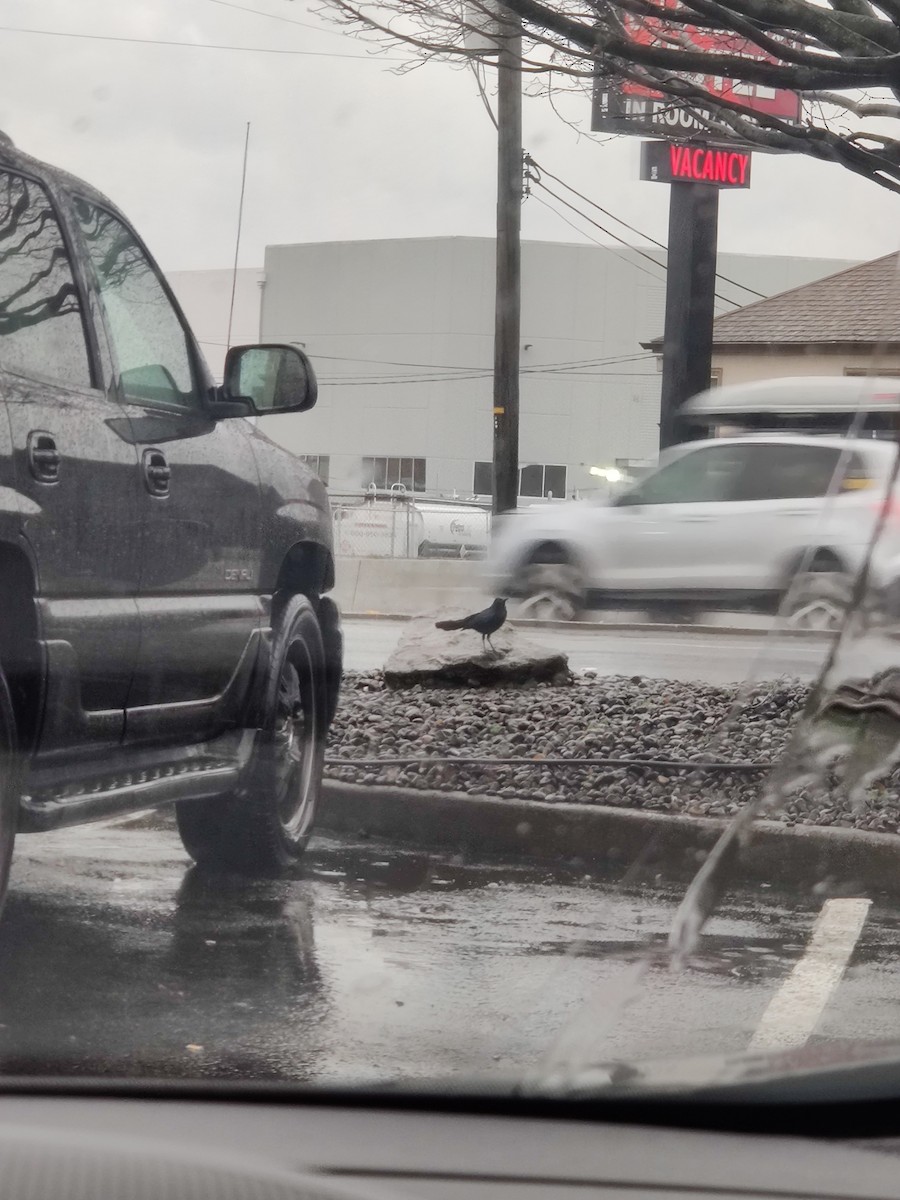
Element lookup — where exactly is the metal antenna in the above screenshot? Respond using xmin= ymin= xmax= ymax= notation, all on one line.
xmin=226 ymin=121 xmax=251 ymax=352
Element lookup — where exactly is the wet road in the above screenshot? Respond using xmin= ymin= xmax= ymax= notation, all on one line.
xmin=3 ymin=820 xmax=900 ymax=1084
xmin=345 ymin=618 xmax=832 ymax=683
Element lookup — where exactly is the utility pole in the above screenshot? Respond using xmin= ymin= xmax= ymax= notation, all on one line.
xmin=658 ymin=180 xmax=719 ymax=449
xmin=491 ymin=6 xmax=522 ymax=515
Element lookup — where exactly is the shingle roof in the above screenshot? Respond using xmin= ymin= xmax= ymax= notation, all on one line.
xmin=711 ymin=253 xmax=900 ymax=348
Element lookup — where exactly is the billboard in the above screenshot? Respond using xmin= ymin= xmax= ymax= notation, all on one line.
xmin=591 ymin=0 xmax=801 ymax=141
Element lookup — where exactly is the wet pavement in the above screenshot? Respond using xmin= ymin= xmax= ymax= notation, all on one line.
xmin=344 ymin=619 xmax=831 ymax=683
xmin=1 ymin=820 xmax=900 ymax=1086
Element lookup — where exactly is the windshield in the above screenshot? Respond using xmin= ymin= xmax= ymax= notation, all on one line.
xmin=2 ymin=0 xmax=900 ymax=1106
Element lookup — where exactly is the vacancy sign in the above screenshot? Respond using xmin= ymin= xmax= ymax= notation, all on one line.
xmin=640 ymin=141 xmax=752 ymax=188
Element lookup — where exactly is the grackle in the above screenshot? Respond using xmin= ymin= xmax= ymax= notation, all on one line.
xmin=435 ymin=597 xmax=507 ymax=656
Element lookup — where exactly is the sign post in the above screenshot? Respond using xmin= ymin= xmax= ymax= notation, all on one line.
xmin=658 ymin=182 xmax=719 ymax=449
xmin=639 ymin=139 xmax=751 ymax=447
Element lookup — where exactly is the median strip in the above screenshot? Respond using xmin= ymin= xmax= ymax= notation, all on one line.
xmin=322 ymin=668 xmax=900 ymax=895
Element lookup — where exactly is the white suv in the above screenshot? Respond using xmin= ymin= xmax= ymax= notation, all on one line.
xmin=487 ymin=435 xmax=900 ymax=628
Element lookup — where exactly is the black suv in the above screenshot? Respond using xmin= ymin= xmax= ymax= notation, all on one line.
xmin=0 ymin=133 xmax=342 ymax=907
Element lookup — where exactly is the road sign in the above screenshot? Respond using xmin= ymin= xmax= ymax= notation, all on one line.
xmin=640 ymin=141 xmax=752 ymax=188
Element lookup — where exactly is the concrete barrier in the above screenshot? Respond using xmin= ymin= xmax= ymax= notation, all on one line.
xmin=331 ymin=555 xmax=784 ymax=631
xmin=332 ymin=556 xmax=486 ymax=615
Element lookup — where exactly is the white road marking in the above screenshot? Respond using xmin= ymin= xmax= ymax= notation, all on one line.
xmin=749 ymin=898 xmax=872 ymax=1050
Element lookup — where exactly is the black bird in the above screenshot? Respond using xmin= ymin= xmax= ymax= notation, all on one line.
xmin=435 ymin=597 xmax=508 ymax=656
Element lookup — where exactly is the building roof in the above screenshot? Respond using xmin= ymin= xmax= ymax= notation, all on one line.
xmin=710 ymin=252 xmax=900 ymax=349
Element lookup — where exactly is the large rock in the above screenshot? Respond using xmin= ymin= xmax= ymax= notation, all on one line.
xmin=384 ymin=608 xmax=571 ymax=688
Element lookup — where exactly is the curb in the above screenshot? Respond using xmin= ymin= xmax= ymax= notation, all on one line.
xmin=320 ymin=781 xmax=900 ymax=897
xmin=341 ymin=612 xmax=828 ymax=638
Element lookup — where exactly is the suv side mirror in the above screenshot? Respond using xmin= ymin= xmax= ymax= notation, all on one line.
xmin=222 ymin=344 xmax=318 ymax=415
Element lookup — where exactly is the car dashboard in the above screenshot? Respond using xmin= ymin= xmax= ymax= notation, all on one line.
xmin=0 ymin=1091 xmax=898 ymax=1200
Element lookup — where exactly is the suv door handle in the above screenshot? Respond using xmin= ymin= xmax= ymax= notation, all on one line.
xmin=142 ymin=448 xmax=171 ymax=497
xmin=27 ymin=431 xmax=60 ymax=483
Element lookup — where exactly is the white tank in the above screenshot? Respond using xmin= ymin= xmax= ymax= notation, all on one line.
xmin=414 ymin=502 xmax=491 ymax=558
xmin=333 ymin=499 xmax=490 ymax=558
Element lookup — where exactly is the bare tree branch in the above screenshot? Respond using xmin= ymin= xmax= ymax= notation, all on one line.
xmin=318 ymin=0 xmax=900 ymax=191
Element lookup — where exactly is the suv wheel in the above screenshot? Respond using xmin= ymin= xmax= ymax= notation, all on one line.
xmin=515 ymin=562 xmax=584 ymax=621
xmin=176 ymin=595 xmax=327 ymax=875
xmin=783 ymin=572 xmax=854 ymax=631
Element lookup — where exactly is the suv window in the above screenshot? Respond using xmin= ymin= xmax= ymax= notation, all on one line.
xmin=0 ymin=170 xmax=91 ymax=389
xmin=735 ymin=443 xmax=864 ymax=501
xmin=73 ymin=200 xmax=199 ymax=409
xmin=621 ymin=443 xmax=751 ymax=506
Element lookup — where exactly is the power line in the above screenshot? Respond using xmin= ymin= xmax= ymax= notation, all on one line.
xmin=205 ymin=0 xmax=344 ymax=35
xmin=0 ymin=22 xmax=411 ymax=61
xmin=470 ymin=60 xmax=499 ymax=131
xmin=529 ymin=176 xmax=751 ymax=308
xmin=231 ymin=343 xmax=656 ymax=373
xmin=528 ymin=182 xmax=672 ymax=285
xmin=528 ymin=190 xmax=670 ymax=288
xmin=527 ymin=156 xmax=769 ymax=303
xmin=320 ymin=353 xmax=657 ymax=382
xmin=319 ymin=351 xmax=659 ymax=382
xmin=321 ymin=350 xmax=656 ymax=373
xmin=319 ymin=371 xmax=660 ymax=385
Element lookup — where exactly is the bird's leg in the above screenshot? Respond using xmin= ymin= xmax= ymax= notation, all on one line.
xmin=481 ymin=633 xmax=487 ymax=655
xmin=487 ymin=634 xmax=498 ymax=657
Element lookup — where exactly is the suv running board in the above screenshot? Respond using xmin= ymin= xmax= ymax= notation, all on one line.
xmin=19 ymin=733 xmax=255 ymax=832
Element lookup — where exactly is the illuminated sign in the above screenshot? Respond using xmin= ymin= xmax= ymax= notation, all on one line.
xmin=592 ymin=0 xmax=800 ymax=145
xmin=640 ymin=141 xmax=752 ymax=188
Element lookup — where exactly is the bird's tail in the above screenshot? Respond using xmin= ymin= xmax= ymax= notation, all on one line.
xmin=435 ymin=618 xmax=466 ymax=630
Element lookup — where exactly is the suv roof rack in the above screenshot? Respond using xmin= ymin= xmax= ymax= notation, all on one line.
xmin=682 ymin=376 xmax=900 ymax=418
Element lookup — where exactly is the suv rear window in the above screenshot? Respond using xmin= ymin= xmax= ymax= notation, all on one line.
xmin=0 ymin=170 xmax=91 ymax=389
xmin=735 ymin=444 xmax=872 ymax=501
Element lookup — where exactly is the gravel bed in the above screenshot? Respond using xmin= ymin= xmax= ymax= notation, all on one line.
xmin=325 ymin=671 xmax=900 ymax=836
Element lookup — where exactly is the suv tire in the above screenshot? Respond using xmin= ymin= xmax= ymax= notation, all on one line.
xmin=176 ymin=595 xmax=327 ymax=874
xmin=515 ymin=562 xmax=584 ymax=621
xmin=783 ymin=571 xmax=854 ymax=631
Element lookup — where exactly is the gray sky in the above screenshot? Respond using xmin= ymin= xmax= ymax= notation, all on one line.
xmin=2 ymin=0 xmax=897 ymax=273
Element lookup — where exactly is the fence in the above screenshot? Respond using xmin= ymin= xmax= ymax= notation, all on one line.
xmin=333 ymin=503 xmax=419 ymax=558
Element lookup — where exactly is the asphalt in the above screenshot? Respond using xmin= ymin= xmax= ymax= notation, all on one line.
xmin=343 ymin=618 xmax=833 ymax=683
xmin=3 ymin=821 xmax=900 ymax=1086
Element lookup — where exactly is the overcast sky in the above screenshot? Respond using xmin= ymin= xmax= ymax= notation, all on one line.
xmin=2 ymin=0 xmax=898 ymax=274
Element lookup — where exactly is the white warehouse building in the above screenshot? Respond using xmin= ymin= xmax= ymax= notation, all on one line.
xmin=169 ymin=239 xmax=856 ymax=501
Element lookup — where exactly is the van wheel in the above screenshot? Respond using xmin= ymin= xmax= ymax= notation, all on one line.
xmin=515 ymin=562 xmax=584 ymax=621
xmin=783 ymin=572 xmax=854 ymax=631
xmin=176 ymin=595 xmax=327 ymax=875
xmin=0 ymin=666 xmax=18 ymax=916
